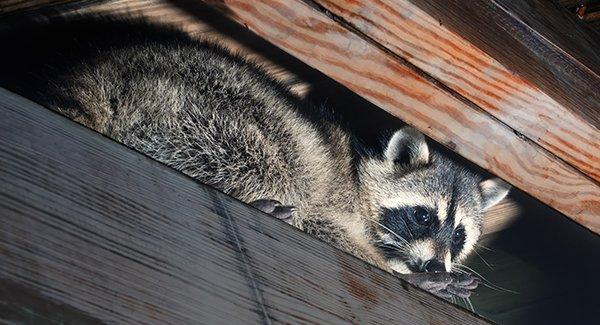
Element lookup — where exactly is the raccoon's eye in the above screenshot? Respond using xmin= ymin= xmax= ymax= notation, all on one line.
xmin=412 ymin=207 xmax=431 ymax=225
xmin=453 ymin=227 xmax=466 ymax=244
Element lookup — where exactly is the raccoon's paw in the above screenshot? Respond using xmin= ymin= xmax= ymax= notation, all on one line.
xmin=435 ymin=273 xmax=480 ymax=299
xmin=399 ymin=272 xmax=480 ymax=299
xmin=250 ymin=199 xmax=296 ymax=224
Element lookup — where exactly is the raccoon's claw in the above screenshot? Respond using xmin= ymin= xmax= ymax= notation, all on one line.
xmin=250 ymin=199 xmax=296 ymax=224
xmin=399 ymin=272 xmax=480 ymax=299
xmin=453 ymin=273 xmax=480 ymax=290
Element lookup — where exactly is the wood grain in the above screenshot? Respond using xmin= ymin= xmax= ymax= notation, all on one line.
xmin=0 ymin=87 xmax=490 ymax=324
xmin=185 ymin=0 xmax=599 ymax=232
xmin=312 ymin=0 xmax=600 ymax=183
xmin=410 ymin=0 xmax=600 ymax=129
xmin=0 ymin=0 xmax=598 ymax=232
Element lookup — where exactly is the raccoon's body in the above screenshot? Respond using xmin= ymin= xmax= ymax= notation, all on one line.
xmin=0 ymin=18 xmax=509 ymax=282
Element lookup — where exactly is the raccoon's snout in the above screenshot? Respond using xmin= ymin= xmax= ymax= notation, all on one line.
xmin=422 ymin=259 xmax=445 ymax=273
xmin=406 ymin=258 xmax=445 ymax=273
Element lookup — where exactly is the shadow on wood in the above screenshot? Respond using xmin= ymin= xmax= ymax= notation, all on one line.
xmin=0 ymin=88 xmax=489 ymax=324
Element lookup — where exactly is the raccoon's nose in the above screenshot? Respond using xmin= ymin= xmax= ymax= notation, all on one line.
xmin=422 ymin=259 xmax=445 ymax=273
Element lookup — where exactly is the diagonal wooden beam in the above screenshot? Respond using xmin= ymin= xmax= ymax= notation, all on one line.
xmin=0 ymin=87 xmax=489 ymax=324
xmin=410 ymin=0 xmax=600 ymax=129
xmin=0 ymin=0 xmax=598 ymax=231
xmin=198 ymin=0 xmax=599 ymax=233
xmin=311 ymin=0 xmax=600 ymax=184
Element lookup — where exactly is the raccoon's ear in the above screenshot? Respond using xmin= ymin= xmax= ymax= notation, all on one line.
xmin=385 ymin=127 xmax=429 ymax=166
xmin=479 ymin=178 xmax=511 ymax=210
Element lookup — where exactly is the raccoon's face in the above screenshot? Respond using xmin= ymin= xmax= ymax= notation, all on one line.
xmin=360 ymin=127 xmax=510 ymax=274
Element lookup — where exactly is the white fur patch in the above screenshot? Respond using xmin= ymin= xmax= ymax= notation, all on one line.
xmin=379 ymin=193 xmax=436 ymax=212
xmin=455 ymin=206 xmax=481 ymax=262
xmin=444 ymin=250 xmax=452 ymax=272
xmin=408 ymin=239 xmax=435 ymax=266
xmin=437 ymin=198 xmax=449 ymax=223
xmin=388 ymin=258 xmax=411 ymax=274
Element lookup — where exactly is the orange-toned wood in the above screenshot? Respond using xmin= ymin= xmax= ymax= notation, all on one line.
xmin=314 ymin=0 xmax=600 ymax=184
xmin=197 ymin=0 xmax=600 ymax=233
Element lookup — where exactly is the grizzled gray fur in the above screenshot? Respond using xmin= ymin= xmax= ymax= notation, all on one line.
xmin=0 ymin=17 xmax=510 ymax=298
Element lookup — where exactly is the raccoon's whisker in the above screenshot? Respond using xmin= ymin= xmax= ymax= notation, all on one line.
xmin=474 ymin=243 xmax=496 ymax=252
xmin=370 ymin=220 xmax=410 ymax=246
xmin=453 ymin=264 xmax=491 ymax=283
xmin=399 ymin=215 xmax=415 ymax=240
xmin=480 ymin=282 xmax=520 ymax=294
xmin=467 ymin=297 xmax=475 ymax=313
xmin=375 ymin=241 xmax=408 ymax=250
xmin=451 ymin=267 xmax=468 ymax=274
xmin=374 ymin=242 xmax=409 ymax=255
xmin=463 ymin=297 xmax=475 ymax=312
xmin=374 ymin=222 xmax=410 ymax=246
xmin=473 ymin=249 xmax=494 ymax=270
xmin=453 ymin=263 xmax=519 ymax=294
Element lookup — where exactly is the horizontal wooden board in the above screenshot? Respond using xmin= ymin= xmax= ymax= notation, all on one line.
xmin=312 ymin=0 xmax=600 ymax=183
xmin=182 ymin=0 xmax=600 ymax=232
xmin=0 ymin=87 xmax=490 ymax=324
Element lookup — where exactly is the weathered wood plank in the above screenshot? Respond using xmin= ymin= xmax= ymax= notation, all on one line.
xmin=410 ymin=0 xmax=600 ymax=129
xmin=312 ymin=0 xmax=600 ymax=183
xmin=0 ymin=87 xmax=490 ymax=324
xmin=184 ymin=0 xmax=600 ymax=232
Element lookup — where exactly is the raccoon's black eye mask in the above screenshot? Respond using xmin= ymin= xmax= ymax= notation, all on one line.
xmin=451 ymin=226 xmax=466 ymax=258
xmin=380 ymin=206 xmax=439 ymax=240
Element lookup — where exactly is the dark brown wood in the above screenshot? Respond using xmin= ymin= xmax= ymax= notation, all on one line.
xmin=0 ymin=87 xmax=490 ymax=324
xmin=409 ymin=0 xmax=600 ymax=129
xmin=554 ymin=0 xmax=600 ymax=33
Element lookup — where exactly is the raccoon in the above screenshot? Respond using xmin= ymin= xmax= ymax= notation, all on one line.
xmin=0 ymin=17 xmax=509 ymax=298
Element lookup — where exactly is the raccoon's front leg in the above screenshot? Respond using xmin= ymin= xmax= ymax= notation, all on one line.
xmin=250 ymin=199 xmax=296 ymax=224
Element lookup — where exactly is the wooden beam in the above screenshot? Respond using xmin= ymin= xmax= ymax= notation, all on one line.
xmin=409 ymin=0 xmax=600 ymax=129
xmin=0 ymin=87 xmax=489 ymax=324
xmin=188 ymin=0 xmax=599 ymax=232
xmin=310 ymin=0 xmax=600 ymax=184
xmin=1 ymin=0 xmax=597 ymax=232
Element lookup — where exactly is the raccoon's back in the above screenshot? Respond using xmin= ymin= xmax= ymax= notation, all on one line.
xmin=0 ymin=17 xmax=335 ymax=203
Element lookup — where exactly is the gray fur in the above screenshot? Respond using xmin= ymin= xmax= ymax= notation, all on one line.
xmin=0 ymin=18 xmax=509 ymax=276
